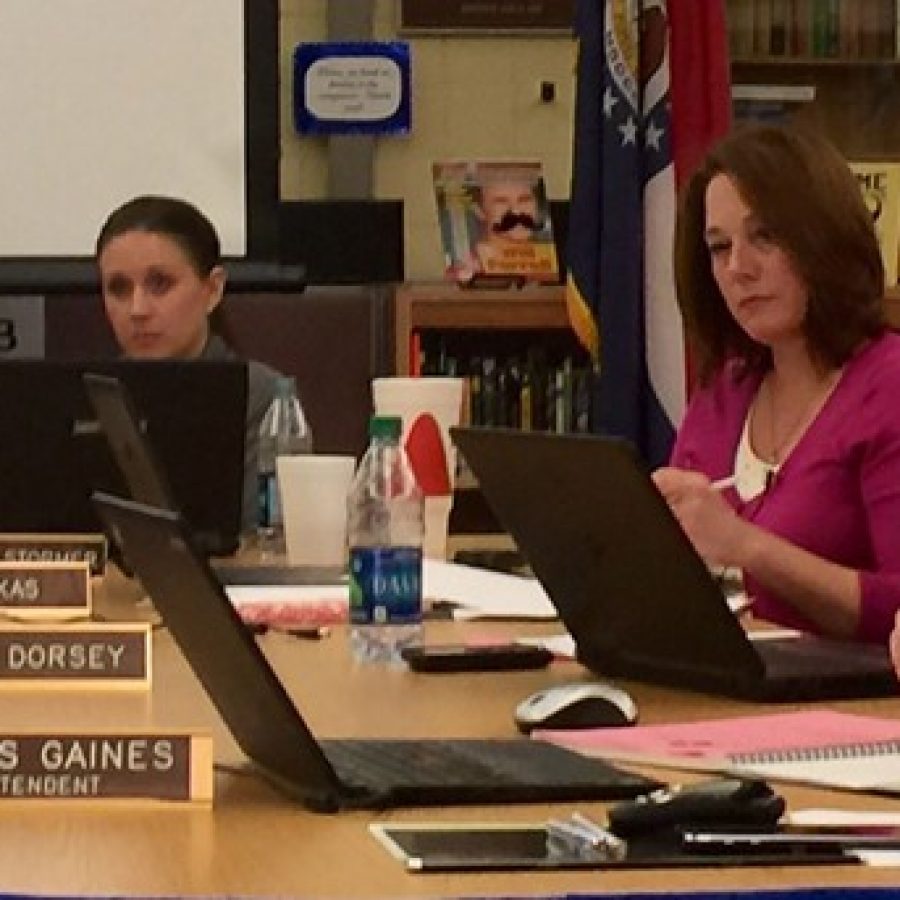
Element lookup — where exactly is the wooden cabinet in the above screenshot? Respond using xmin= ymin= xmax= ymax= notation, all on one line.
xmin=393 ymin=282 xmax=571 ymax=376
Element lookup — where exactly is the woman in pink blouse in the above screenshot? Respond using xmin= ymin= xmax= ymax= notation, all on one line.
xmin=652 ymin=124 xmax=900 ymax=644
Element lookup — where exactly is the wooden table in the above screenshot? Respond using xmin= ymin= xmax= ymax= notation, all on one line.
xmin=0 ymin=574 xmax=898 ymax=896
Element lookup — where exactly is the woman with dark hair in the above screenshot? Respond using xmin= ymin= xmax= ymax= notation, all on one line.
xmin=652 ymin=124 xmax=900 ymax=644
xmin=96 ymin=194 xmax=284 ymax=531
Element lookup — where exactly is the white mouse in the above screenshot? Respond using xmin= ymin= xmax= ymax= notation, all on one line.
xmin=514 ymin=682 xmax=638 ymax=734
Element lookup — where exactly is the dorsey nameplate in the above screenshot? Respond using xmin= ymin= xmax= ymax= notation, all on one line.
xmin=0 ymin=732 xmax=212 ymax=803
xmin=0 ymin=623 xmax=151 ymax=690
xmin=0 ymin=562 xmax=91 ymax=620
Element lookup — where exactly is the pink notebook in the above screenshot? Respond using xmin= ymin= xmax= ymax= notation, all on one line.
xmin=535 ymin=710 xmax=900 ymax=772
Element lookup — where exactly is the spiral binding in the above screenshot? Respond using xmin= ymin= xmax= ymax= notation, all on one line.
xmin=730 ymin=739 xmax=900 ymax=766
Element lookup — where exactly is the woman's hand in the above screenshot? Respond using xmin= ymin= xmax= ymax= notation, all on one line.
xmin=651 ymin=467 xmax=748 ymax=568
xmin=890 ymin=610 xmax=900 ymax=681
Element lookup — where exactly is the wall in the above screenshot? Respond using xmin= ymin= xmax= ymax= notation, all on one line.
xmin=279 ymin=0 xmax=576 ymax=280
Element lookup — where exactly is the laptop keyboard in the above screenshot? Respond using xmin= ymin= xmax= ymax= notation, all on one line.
xmin=757 ymin=635 xmax=891 ymax=677
xmin=320 ymin=738 xmax=657 ymax=796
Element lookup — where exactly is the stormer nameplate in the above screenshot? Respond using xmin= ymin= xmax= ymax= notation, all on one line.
xmin=0 ymin=534 xmax=108 ymax=577
xmin=0 ymin=562 xmax=91 ymax=620
xmin=0 ymin=732 xmax=212 ymax=803
xmin=0 ymin=622 xmax=151 ymax=690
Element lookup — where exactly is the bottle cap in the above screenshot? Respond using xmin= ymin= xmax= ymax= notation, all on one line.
xmin=369 ymin=415 xmax=402 ymax=439
xmin=275 ymin=376 xmax=295 ymax=397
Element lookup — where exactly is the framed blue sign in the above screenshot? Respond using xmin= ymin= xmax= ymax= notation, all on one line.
xmin=293 ymin=42 xmax=411 ymax=136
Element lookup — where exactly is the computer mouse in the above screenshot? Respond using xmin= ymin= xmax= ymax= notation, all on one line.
xmin=514 ymin=682 xmax=638 ymax=734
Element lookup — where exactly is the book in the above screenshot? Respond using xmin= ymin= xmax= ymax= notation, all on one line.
xmin=791 ymin=0 xmax=810 ymax=56
xmin=731 ymin=83 xmax=816 ymax=126
xmin=534 ymin=710 xmax=900 ymax=793
xmin=770 ymin=0 xmax=789 ymax=54
xmin=432 ymin=159 xmax=558 ymax=284
xmin=848 ymin=161 xmax=900 ymax=287
xmin=838 ymin=0 xmax=860 ymax=58
xmin=725 ymin=0 xmax=755 ymax=58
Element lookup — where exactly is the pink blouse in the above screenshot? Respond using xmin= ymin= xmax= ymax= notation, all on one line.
xmin=670 ymin=332 xmax=900 ymax=643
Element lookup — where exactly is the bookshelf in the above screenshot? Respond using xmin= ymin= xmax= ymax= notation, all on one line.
xmin=727 ymin=0 xmax=900 ymax=159
xmin=393 ymin=282 xmax=571 ymax=376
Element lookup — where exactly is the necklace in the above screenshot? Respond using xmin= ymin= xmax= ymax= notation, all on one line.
xmin=759 ymin=369 xmax=841 ymax=468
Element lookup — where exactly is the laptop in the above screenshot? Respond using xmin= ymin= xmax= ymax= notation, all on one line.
xmin=450 ymin=428 xmax=896 ymax=703
xmin=82 ymin=372 xmax=343 ymax=586
xmin=0 ymin=360 xmax=245 ymax=556
xmin=91 ymin=491 xmax=659 ymax=812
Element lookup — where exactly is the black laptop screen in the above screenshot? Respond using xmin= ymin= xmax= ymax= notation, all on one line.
xmin=0 ymin=359 xmax=247 ymax=555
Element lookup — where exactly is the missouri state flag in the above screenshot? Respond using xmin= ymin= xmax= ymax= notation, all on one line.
xmin=566 ymin=0 xmax=731 ymax=467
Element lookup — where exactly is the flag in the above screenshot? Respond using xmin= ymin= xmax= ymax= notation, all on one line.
xmin=565 ymin=0 xmax=731 ymax=467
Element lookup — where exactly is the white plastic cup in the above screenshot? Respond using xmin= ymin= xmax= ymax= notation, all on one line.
xmin=371 ymin=377 xmax=464 ymax=487
xmin=276 ymin=455 xmax=356 ymax=567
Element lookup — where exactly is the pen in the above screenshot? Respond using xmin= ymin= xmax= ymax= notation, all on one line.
xmin=711 ymin=475 xmax=737 ymax=491
xmin=284 ymin=625 xmax=331 ymax=640
xmin=244 ymin=623 xmax=331 ymax=640
xmin=681 ymin=828 xmax=899 ymax=853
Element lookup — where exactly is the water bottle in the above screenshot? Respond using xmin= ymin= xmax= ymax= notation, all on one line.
xmin=257 ymin=376 xmax=313 ymax=553
xmin=348 ymin=415 xmax=424 ymax=663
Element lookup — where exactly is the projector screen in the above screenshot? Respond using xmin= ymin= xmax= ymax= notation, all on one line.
xmin=0 ymin=0 xmax=249 ymax=256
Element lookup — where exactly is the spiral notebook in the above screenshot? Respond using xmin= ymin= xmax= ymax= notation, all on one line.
xmin=536 ymin=710 xmax=900 ymax=794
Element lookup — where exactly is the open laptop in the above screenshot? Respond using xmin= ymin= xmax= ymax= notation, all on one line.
xmin=92 ymin=491 xmax=659 ymax=812
xmin=83 ymin=372 xmax=343 ymax=586
xmin=450 ymin=428 xmax=896 ymax=703
xmin=0 ymin=360 xmax=245 ymax=556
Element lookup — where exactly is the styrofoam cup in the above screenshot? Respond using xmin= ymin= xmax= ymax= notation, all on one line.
xmin=276 ymin=454 xmax=356 ymax=567
xmin=371 ymin=377 xmax=464 ymax=486
xmin=423 ymin=495 xmax=453 ymax=560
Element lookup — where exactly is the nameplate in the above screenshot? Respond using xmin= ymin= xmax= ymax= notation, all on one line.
xmin=0 ymin=535 xmax=107 ymax=577
xmin=0 ymin=562 xmax=91 ymax=620
xmin=0 ymin=623 xmax=151 ymax=690
xmin=0 ymin=732 xmax=212 ymax=804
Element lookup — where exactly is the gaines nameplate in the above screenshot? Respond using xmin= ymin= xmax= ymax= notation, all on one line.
xmin=0 ymin=562 xmax=91 ymax=619
xmin=0 ymin=732 xmax=212 ymax=803
xmin=0 ymin=623 xmax=151 ymax=690
xmin=0 ymin=534 xmax=108 ymax=577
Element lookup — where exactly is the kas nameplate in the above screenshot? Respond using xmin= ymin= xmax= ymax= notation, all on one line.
xmin=0 ymin=561 xmax=91 ymax=620
xmin=0 ymin=622 xmax=151 ymax=690
xmin=0 ymin=732 xmax=212 ymax=803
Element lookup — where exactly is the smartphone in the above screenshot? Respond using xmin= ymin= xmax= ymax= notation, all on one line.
xmin=400 ymin=643 xmax=552 ymax=673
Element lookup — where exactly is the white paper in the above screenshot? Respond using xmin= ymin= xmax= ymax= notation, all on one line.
xmin=225 ymin=584 xmax=349 ymax=606
xmin=748 ymin=627 xmax=803 ymax=641
xmin=856 ymin=850 xmax=900 ymax=867
xmin=516 ymin=633 xmax=577 ymax=658
xmin=787 ymin=809 xmax=900 ymax=827
xmin=223 ymin=559 xmax=558 ymax=621
xmin=423 ymin=559 xmax=556 ymax=620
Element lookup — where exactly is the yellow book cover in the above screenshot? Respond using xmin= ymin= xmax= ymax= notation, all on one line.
xmin=849 ymin=161 xmax=900 ymax=287
xmin=432 ymin=160 xmax=558 ymax=285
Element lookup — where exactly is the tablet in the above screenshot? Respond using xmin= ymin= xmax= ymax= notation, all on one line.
xmin=368 ymin=823 xmax=856 ymax=872
xmin=369 ymin=823 xmax=603 ymax=872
